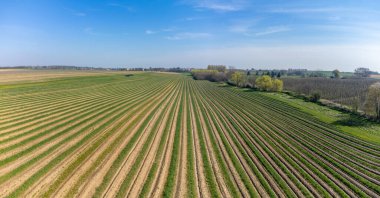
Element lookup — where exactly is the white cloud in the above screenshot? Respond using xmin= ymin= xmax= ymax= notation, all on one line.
xmin=162 ymin=27 xmax=176 ymax=32
xmin=198 ymin=3 xmax=239 ymax=11
xmin=229 ymin=19 xmax=259 ymax=34
xmin=184 ymin=16 xmax=203 ymax=21
xmin=83 ymin=27 xmax=98 ymax=35
xmin=269 ymin=7 xmax=342 ymax=14
xmin=186 ymin=0 xmax=248 ymax=12
xmin=229 ymin=22 xmax=290 ymax=36
xmin=145 ymin=28 xmax=176 ymax=35
xmin=145 ymin=30 xmax=156 ymax=35
xmin=74 ymin=12 xmax=86 ymax=17
xmin=65 ymin=8 xmax=87 ymax=17
xmin=166 ymin=32 xmax=212 ymax=40
xmin=254 ymin=26 xmax=291 ymax=36
xmin=107 ymin=3 xmax=134 ymax=11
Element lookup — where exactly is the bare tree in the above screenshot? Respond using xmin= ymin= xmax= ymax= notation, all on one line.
xmin=365 ymin=82 xmax=380 ymax=119
xmin=355 ymin=68 xmax=371 ymax=78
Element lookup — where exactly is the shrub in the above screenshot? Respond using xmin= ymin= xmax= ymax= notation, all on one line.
xmin=256 ymin=75 xmax=273 ymax=91
xmin=310 ymin=92 xmax=321 ymax=102
xmin=272 ymin=79 xmax=283 ymax=92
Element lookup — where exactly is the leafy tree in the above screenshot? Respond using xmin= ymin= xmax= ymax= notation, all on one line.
xmin=231 ymin=72 xmax=246 ymax=87
xmin=277 ymin=72 xmax=281 ymax=78
xmin=256 ymin=75 xmax=273 ymax=91
xmin=332 ymin=69 xmax=340 ymax=78
xmin=310 ymin=92 xmax=321 ymax=103
xmin=365 ymin=82 xmax=380 ymax=119
xmin=272 ymin=79 xmax=283 ymax=92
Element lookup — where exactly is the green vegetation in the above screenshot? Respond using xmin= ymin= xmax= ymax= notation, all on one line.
xmin=266 ymin=92 xmax=380 ymax=144
xmin=0 ymin=71 xmax=379 ymax=197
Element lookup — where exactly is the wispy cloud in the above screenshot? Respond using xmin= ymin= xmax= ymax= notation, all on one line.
xmin=84 ymin=27 xmax=98 ymax=35
xmin=162 ymin=28 xmax=176 ymax=32
xmin=184 ymin=16 xmax=203 ymax=21
xmin=185 ymin=0 xmax=248 ymax=12
xmin=108 ymin=3 xmax=134 ymax=12
xmin=65 ymin=8 xmax=87 ymax=17
xmin=74 ymin=12 xmax=86 ymax=17
xmin=145 ymin=28 xmax=176 ymax=35
xmin=145 ymin=30 xmax=156 ymax=35
xmin=229 ymin=19 xmax=259 ymax=34
xmin=310 ymin=22 xmax=380 ymax=40
xmin=228 ymin=20 xmax=290 ymax=37
xmin=165 ymin=44 xmax=380 ymax=71
xmin=254 ymin=26 xmax=291 ymax=36
xmin=269 ymin=7 xmax=342 ymax=14
xmin=166 ymin=32 xmax=212 ymax=40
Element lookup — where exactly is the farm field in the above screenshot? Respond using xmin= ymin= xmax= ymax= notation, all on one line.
xmin=0 ymin=69 xmax=127 ymax=84
xmin=0 ymin=72 xmax=379 ymax=198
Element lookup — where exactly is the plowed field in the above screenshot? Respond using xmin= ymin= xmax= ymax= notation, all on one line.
xmin=0 ymin=72 xmax=379 ymax=197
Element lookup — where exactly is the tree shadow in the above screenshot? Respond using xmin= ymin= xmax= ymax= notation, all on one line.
xmin=333 ymin=114 xmax=368 ymax=127
xmin=125 ymin=74 xmax=134 ymax=77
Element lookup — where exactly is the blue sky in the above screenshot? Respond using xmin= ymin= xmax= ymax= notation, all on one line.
xmin=1 ymin=0 xmax=380 ymax=71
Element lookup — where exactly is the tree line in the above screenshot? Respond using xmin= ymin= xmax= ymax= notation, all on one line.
xmin=192 ymin=66 xmax=380 ymax=121
xmin=191 ymin=65 xmax=283 ymax=92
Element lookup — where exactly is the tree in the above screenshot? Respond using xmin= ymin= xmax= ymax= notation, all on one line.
xmin=310 ymin=92 xmax=321 ymax=103
xmin=277 ymin=72 xmax=281 ymax=78
xmin=272 ymin=79 xmax=283 ymax=92
xmin=355 ymin=68 xmax=371 ymax=78
xmin=247 ymin=75 xmax=256 ymax=88
xmin=270 ymin=71 xmax=275 ymax=78
xmin=352 ymin=96 xmax=360 ymax=113
xmin=365 ymin=82 xmax=380 ymax=119
xmin=332 ymin=69 xmax=340 ymax=78
xmin=231 ymin=72 xmax=246 ymax=87
xmin=255 ymin=75 xmax=273 ymax=91
xmin=208 ymin=65 xmax=226 ymax=72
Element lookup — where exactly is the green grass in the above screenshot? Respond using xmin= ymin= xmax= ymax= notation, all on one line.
xmin=265 ymin=92 xmax=380 ymax=145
